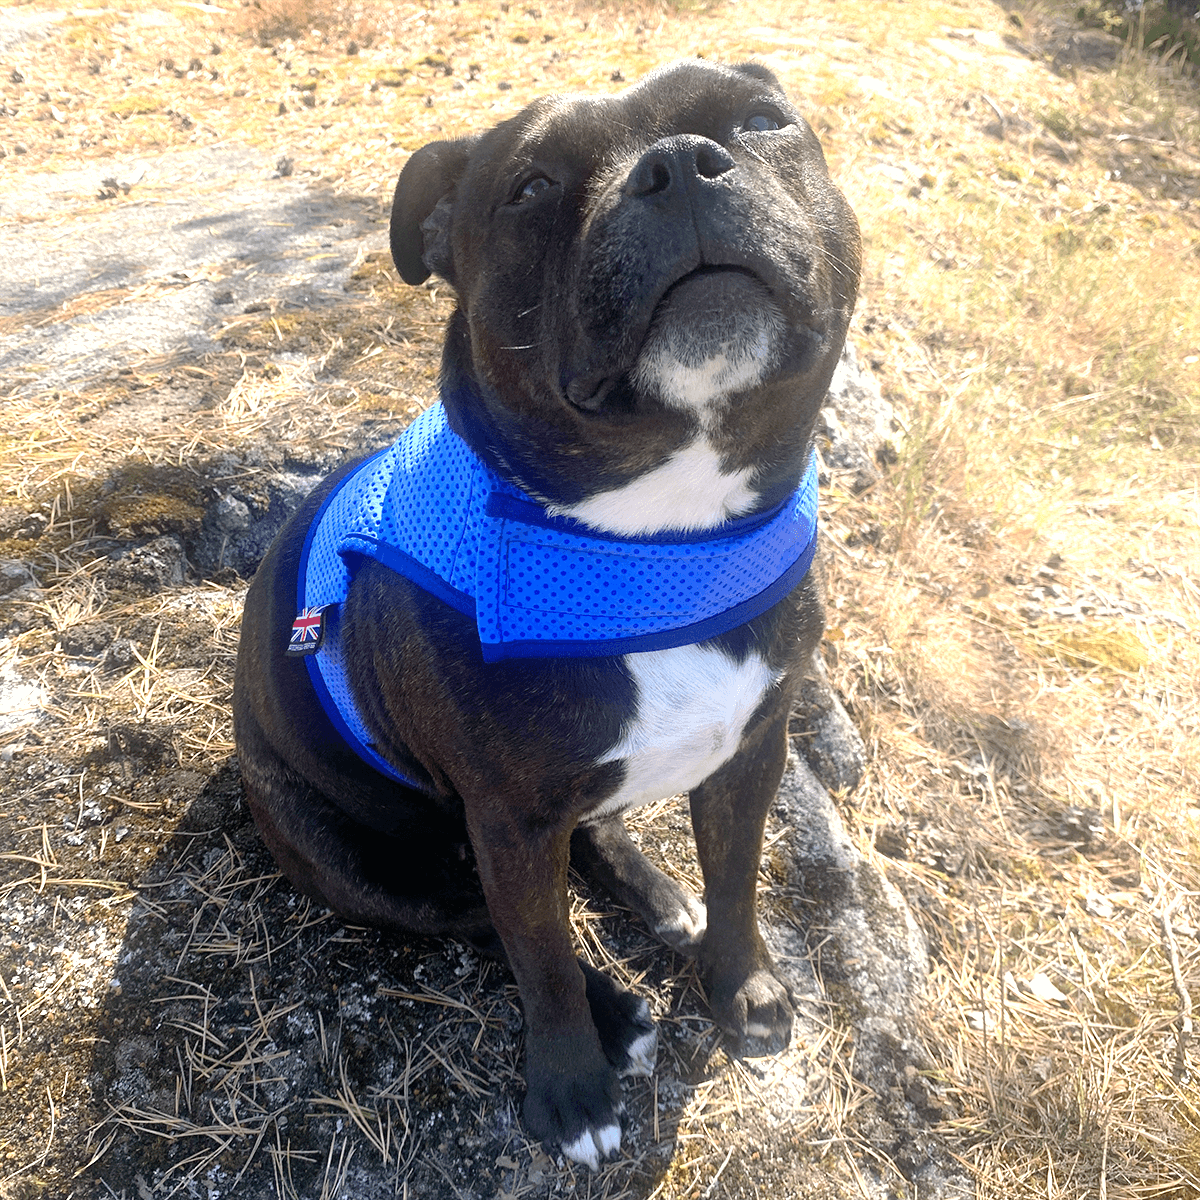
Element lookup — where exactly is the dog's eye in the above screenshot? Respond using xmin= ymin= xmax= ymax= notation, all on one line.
xmin=513 ymin=174 xmax=553 ymax=203
xmin=742 ymin=111 xmax=783 ymax=133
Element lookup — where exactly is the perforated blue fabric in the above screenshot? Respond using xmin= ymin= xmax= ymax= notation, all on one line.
xmin=293 ymin=399 xmax=819 ymax=782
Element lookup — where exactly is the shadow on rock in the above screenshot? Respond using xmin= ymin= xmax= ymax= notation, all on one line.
xmin=81 ymin=761 xmax=695 ymax=1199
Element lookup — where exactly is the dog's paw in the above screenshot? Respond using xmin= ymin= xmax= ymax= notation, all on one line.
xmin=709 ymin=963 xmax=793 ymax=1057
xmin=522 ymin=1055 xmax=624 ymax=1171
xmin=561 ymin=1119 xmax=622 ymax=1171
xmin=581 ymin=961 xmax=658 ymax=1077
xmin=652 ymin=891 xmax=707 ymax=954
xmin=604 ymin=996 xmax=657 ymax=1079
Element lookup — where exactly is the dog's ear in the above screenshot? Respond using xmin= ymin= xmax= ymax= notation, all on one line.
xmin=390 ymin=136 xmax=479 ymax=286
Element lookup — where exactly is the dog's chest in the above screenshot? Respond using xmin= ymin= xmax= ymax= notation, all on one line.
xmin=583 ymin=644 xmax=779 ymax=824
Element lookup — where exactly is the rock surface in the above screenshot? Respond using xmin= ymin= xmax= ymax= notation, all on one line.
xmin=818 ymin=340 xmax=904 ymax=493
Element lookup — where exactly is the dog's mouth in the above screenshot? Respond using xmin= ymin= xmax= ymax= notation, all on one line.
xmin=645 ymin=266 xmax=776 ymax=351
xmin=566 ymin=265 xmax=808 ymax=415
xmin=653 ymin=264 xmax=765 ymax=313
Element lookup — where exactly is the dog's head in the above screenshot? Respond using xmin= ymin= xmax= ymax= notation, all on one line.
xmin=390 ymin=59 xmax=860 ymax=534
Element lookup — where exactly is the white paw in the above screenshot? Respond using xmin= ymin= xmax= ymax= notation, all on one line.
xmin=620 ymin=1023 xmax=658 ymax=1078
xmin=561 ymin=1121 xmax=622 ymax=1171
xmin=654 ymin=894 xmax=707 ymax=951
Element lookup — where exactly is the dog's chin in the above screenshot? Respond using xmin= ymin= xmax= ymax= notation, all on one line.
xmin=631 ymin=268 xmax=788 ymax=413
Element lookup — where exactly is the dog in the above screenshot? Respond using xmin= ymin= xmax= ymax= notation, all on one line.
xmin=233 ymin=58 xmax=861 ymax=1169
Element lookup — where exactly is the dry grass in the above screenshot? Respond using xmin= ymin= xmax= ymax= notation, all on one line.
xmin=813 ymin=18 xmax=1200 ymax=1191
xmin=1 ymin=0 xmax=1199 ymax=1196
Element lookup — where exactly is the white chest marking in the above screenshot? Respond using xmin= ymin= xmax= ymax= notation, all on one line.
xmin=584 ymin=644 xmax=779 ymax=824
xmin=547 ymin=440 xmax=757 ymax=535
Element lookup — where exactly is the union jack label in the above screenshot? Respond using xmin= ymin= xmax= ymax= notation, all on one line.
xmin=287 ymin=605 xmax=329 ymax=655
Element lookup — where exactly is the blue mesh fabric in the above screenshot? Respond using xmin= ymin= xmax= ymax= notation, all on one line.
xmin=297 ymin=445 xmax=409 ymax=782
xmin=298 ymin=401 xmax=819 ymax=664
xmin=481 ymin=472 xmax=817 ymax=645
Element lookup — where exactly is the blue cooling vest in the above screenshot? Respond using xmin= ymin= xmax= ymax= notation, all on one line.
xmin=289 ymin=400 xmax=819 ymax=786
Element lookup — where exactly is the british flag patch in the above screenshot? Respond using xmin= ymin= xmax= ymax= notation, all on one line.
xmin=287 ymin=605 xmax=329 ymax=655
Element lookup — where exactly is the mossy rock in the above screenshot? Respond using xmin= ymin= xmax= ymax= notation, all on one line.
xmin=96 ymin=464 xmax=207 ymax=540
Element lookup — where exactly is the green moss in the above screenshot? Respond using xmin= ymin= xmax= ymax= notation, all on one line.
xmin=0 ymin=536 xmax=39 ymax=559
xmin=1007 ymin=857 xmax=1051 ymax=884
xmin=108 ymin=92 xmax=159 ymax=118
xmin=96 ymin=463 xmax=206 ymax=539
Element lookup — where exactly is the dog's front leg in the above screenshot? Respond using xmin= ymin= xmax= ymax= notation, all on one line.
xmin=689 ymin=708 xmax=794 ymax=1055
xmin=467 ymin=810 xmax=622 ymax=1168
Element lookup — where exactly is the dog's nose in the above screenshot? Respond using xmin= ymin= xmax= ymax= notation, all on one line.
xmin=625 ymin=135 xmax=735 ymax=198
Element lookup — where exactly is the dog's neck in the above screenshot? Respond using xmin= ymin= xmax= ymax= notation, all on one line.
xmin=441 ymin=371 xmax=815 ymax=540
xmin=441 ymin=382 xmax=803 ymax=538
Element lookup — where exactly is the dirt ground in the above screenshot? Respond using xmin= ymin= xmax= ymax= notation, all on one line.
xmin=1 ymin=1 xmax=1198 ymax=1198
